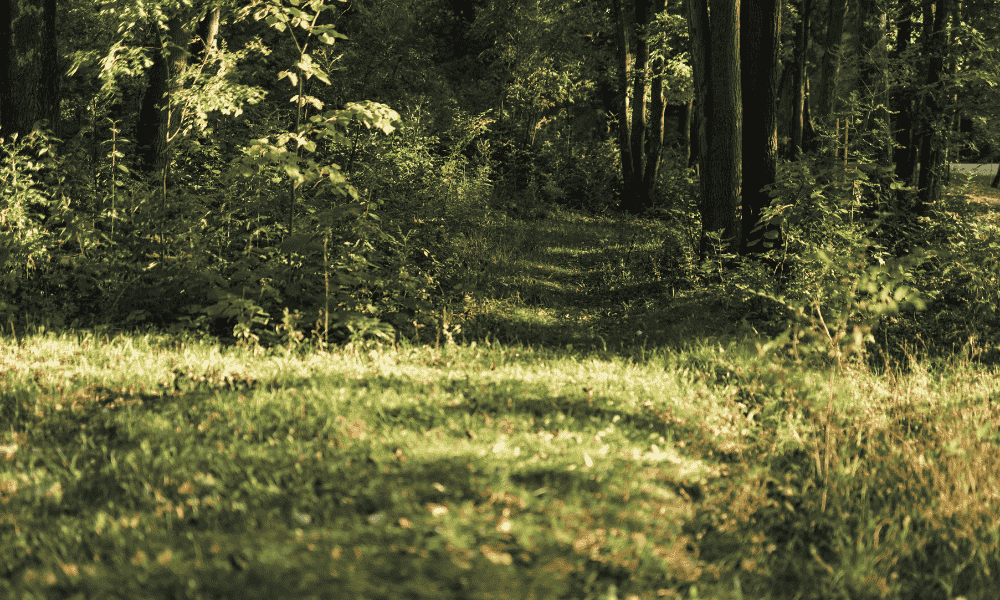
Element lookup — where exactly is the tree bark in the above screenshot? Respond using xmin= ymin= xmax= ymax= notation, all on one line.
xmin=788 ymin=0 xmax=810 ymax=159
xmin=916 ymin=0 xmax=952 ymax=214
xmin=0 ymin=0 xmax=59 ymax=139
xmin=190 ymin=3 xmax=221 ymax=65
xmin=137 ymin=13 xmax=195 ymax=177
xmin=702 ymin=0 xmax=741 ymax=255
xmin=817 ymin=0 xmax=848 ymax=151
xmin=686 ymin=0 xmax=711 ymax=185
xmin=741 ymin=0 xmax=781 ymax=254
xmin=612 ymin=0 xmax=636 ymax=208
xmin=614 ymin=0 xmax=668 ymax=214
xmin=818 ymin=0 xmax=848 ymax=119
xmin=891 ymin=0 xmax=917 ymax=185
xmin=857 ymin=0 xmax=890 ymax=164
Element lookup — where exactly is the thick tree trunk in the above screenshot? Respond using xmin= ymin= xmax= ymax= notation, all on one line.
xmin=741 ymin=0 xmax=781 ymax=254
xmin=137 ymin=14 xmax=194 ymax=177
xmin=1 ymin=0 xmax=59 ymax=139
xmin=916 ymin=0 xmax=952 ymax=214
xmin=702 ymin=0 xmax=741 ymax=255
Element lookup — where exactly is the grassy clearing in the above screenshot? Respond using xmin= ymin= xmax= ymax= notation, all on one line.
xmin=5 ymin=203 xmax=1000 ymax=598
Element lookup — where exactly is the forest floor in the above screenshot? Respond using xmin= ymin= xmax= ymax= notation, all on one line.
xmin=956 ymin=169 xmax=1000 ymax=207
xmin=3 ymin=182 xmax=1000 ymax=599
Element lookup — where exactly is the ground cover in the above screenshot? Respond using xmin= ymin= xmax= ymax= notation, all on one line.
xmin=5 ymin=190 xmax=1000 ymax=598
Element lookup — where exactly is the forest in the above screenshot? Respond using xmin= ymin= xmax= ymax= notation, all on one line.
xmin=4 ymin=0 xmax=1000 ymax=598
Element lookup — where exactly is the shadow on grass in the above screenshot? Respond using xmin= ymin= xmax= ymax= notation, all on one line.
xmin=456 ymin=210 xmax=751 ymax=358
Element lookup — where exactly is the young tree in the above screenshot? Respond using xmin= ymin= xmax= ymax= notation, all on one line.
xmin=0 ymin=0 xmax=59 ymax=138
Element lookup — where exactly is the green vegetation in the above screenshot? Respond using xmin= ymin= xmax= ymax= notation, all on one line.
xmin=5 ymin=175 xmax=1000 ymax=599
xmin=6 ymin=0 xmax=1000 ymax=597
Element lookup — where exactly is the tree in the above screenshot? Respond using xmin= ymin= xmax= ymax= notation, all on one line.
xmin=787 ymin=0 xmax=811 ymax=159
xmin=740 ymin=0 xmax=781 ymax=253
xmin=612 ymin=0 xmax=669 ymax=214
xmin=816 ymin=0 xmax=848 ymax=157
xmin=687 ymin=0 xmax=741 ymax=255
xmin=890 ymin=0 xmax=918 ymax=185
xmin=136 ymin=4 xmax=200 ymax=178
xmin=0 ymin=0 xmax=59 ymax=138
xmin=915 ymin=0 xmax=955 ymax=214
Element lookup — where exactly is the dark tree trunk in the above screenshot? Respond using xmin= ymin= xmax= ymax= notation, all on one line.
xmin=858 ymin=0 xmax=890 ymax=164
xmin=1 ymin=0 xmax=59 ymax=139
xmin=818 ymin=0 xmax=848 ymax=122
xmin=612 ymin=0 xmax=636 ymax=208
xmin=916 ymin=0 xmax=952 ymax=214
xmin=641 ymin=23 xmax=667 ymax=202
xmin=686 ymin=0 xmax=712 ymax=185
xmin=190 ymin=3 xmax=221 ymax=64
xmin=803 ymin=75 xmax=819 ymax=152
xmin=741 ymin=0 xmax=781 ymax=254
xmin=703 ymin=0 xmax=741 ymax=255
xmin=682 ymin=97 xmax=693 ymax=165
xmin=891 ymin=0 xmax=917 ymax=185
xmin=788 ymin=0 xmax=810 ymax=159
xmin=615 ymin=0 xmax=668 ymax=214
xmin=137 ymin=14 xmax=194 ymax=177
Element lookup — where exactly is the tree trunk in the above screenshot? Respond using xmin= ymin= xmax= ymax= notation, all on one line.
xmin=891 ymin=0 xmax=917 ymax=186
xmin=818 ymin=0 xmax=848 ymax=119
xmin=612 ymin=0 xmax=636 ymax=208
xmin=818 ymin=0 xmax=848 ymax=152
xmin=703 ymin=0 xmax=741 ymax=255
xmin=615 ymin=0 xmax=668 ymax=214
xmin=686 ymin=0 xmax=712 ymax=191
xmin=0 ymin=0 xmax=59 ymax=139
xmin=857 ymin=0 xmax=890 ymax=164
xmin=190 ymin=3 xmax=221 ymax=64
xmin=641 ymin=21 xmax=668 ymax=204
xmin=137 ymin=14 xmax=195 ymax=177
xmin=682 ymin=97 xmax=693 ymax=165
xmin=741 ymin=0 xmax=781 ymax=254
xmin=916 ymin=0 xmax=952 ymax=214
xmin=788 ymin=0 xmax=810 ymax=159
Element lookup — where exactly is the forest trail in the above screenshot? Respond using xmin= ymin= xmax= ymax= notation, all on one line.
xmin=457 ymin=209 xmax=744 ymax=356
xmin=459 ymin=172 xmax=1000 ymax=357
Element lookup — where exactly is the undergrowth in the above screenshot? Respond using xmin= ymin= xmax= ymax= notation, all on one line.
xmin=5 ymin=164 xmax=1000 ymax=598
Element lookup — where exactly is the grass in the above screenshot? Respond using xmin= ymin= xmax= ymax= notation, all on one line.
xmin=5 ymin=194 xmax=1000 ymax=598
